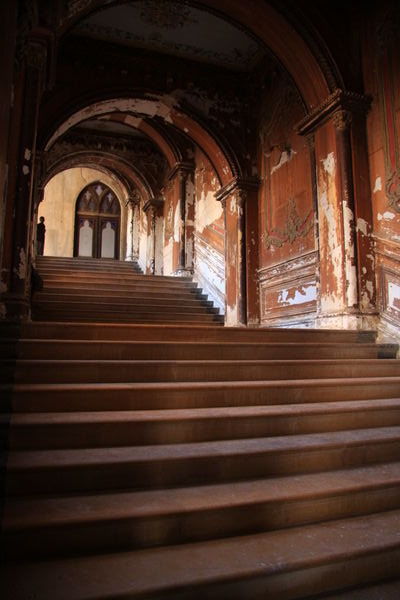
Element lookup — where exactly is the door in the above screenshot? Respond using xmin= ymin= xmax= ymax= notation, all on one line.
xmin=74 ymin=182 xmax=121 ymax=259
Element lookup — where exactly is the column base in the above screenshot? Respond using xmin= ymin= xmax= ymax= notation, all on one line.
xmin=315 ymin=311 xmax=379 ymax=331
xmin=1 ymin=292 xmax=31 ymax=322
xmin=173 ymin=268 xmax=194 ymax=277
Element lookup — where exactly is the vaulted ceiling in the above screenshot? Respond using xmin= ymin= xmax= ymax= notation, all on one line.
xmin=72 ymin=0 xmax=266 ymax=71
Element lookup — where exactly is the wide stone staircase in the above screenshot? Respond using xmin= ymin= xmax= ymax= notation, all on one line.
xmin=31 ymin=256 xmax=223 ymax=324
xmin=1 ymin=258 xmax=400 ymax=598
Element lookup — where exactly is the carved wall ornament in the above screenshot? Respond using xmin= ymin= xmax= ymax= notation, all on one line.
xmin=263 ymin=198 xmax=313 ymax=249
xmin=67 ymin=0 xmax=97 ymax=18
xmin=386 ymin=169 xmax=400 ymax=213
xmin=139 ymin=1 xmax=197 ymax=30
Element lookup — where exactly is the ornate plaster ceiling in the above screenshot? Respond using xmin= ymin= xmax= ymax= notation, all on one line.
xmin=72 ymin=0 xmax=265 ymax=71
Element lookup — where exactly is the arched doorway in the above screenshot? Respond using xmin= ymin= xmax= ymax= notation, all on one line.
xmin=74 ymin=182 xmax=121 ymax=259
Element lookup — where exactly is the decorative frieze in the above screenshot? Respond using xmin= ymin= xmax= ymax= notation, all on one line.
xmin=295 ymin=89 xmax=371 ymax=136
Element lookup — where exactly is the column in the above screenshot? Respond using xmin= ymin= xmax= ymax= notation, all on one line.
xmin=1 ymin=34 xmax=50 ymax=320
xmin=296 ymin=89 xmax=376 ymax=329
xmin=216 ymin=177 xmax=260 ymax=327
xmin=172 ymin=163 xmax=194 ymax=277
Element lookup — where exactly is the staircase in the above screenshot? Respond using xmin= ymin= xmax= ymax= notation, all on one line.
xmin=1 ymin=259 xmax=400 ymax=598
xmin=32 ymin=256 xmax=223 ymax=324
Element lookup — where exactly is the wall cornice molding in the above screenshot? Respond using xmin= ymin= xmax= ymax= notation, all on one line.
xmin=167 ymin=161 xmax=195 ymax=182
xmin=295 ymin=89 xmax=372 ymax=136
xmin=215 ymin=176 xmax=260 ymax=205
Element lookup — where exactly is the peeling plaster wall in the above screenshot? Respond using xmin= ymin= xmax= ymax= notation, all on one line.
xmin=41 ymin=167 xmax=129 ymax=259
xmin=163 ymin=176 xmax=180 ymax=276
xmin=193 ymin=149 xmax=225 ymax=312
xmin=258 ymin=79 xmax=316 ymax=327
xmin=363 ymin=4 xmax=400 ymax=342
xmin=315 ymin=131 xmax=345 ymax=315
xmin=138 ymin=200 xmax=148 ymax=273
xmin=154 ymin=214 xmax=164 ymax=275
xmin=0 ymin=2 xmax=16 ymax=290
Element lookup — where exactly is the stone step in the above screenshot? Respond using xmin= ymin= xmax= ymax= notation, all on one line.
xmin=2 ymin=510 xmax=400 ymax=599
xmin=5 ymin=378 xmax=400 ymax=412
xmin=37 ymin=256 xmax=140 ymax=266
xmin=34 ymin=286 xmax=209 ymax=300
xmin=6 ymin=427 xmax=400 ymax=494
xmin=37 ymin=269 xmax=193 ymax=283
xmin=3 ymin=463 xmax=400 ymax=559
xmin=31 ymin=310 xmax=223 ymax=324
xmin=0 ymin=339 xmax=391 ymax=360
xmin=32 ymin=299 xmax=220 ymax=315
xmin=34 ymin=293 xmax=214 ymax=307
xmin=7 ymin=358 xmax=400 ymax=384
xmin=317 ymin=579 xmax=400 ymax=599
xmin=36 ymin=260 xmax=143 ymax=272
xmin=35 ymin=280 xmax=203 ymax=294
xmin=2 ymin=321 xmax=377 ymax=343
xmin=8 ymin=399 xmax=400 ymax=450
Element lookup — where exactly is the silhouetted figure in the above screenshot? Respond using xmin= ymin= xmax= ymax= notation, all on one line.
xmin=36 ymin=216 xmax=46 ymax=255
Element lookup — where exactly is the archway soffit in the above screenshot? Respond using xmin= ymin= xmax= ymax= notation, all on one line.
xmin=43 ymin=95 xmax=237 ymax=186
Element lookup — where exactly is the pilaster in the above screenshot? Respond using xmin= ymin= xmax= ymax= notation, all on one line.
xmin=296 ymin=89 xmax=377 ymax=329
xmin=216 ymin=177 xmax=260 ymax=326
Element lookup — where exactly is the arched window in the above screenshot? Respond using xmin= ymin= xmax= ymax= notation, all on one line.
xmin=74 ymin=182 xmax=121 ymax=259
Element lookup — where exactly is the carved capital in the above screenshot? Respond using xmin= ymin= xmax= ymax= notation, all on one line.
xmin=167 ymin=162 xmax=194 ymax=182
xmin=333 ymin=109 xmax=353 ymax=132
xmin=143 ymin=198 xmax=163 ymax=213
xmin=26 ymin=39 xmax=47 ymax=69
xmin=215 ymin=176 xmax=260 ymax=207
xmin=296 ymin=89 xmax=371 ymax=136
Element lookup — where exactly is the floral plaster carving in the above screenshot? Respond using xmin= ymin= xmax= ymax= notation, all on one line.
xmin=386 ymin=169 xmax=400 ymax=213
xmin=139 ymin=1 xmax=197 ymax=29
xmin=263 ymin=198 xmax=313 ymax=249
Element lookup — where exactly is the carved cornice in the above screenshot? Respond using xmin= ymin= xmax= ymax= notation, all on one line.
xmin=295 ymin=89 xmax=372 ymax=136
xmin=143 ymin=198 xmax=163 ymax=212
xmin=167 ymin=161 xmax=195 ymax=182
xmin=215 ymin=176 xmax=260 ymax=205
